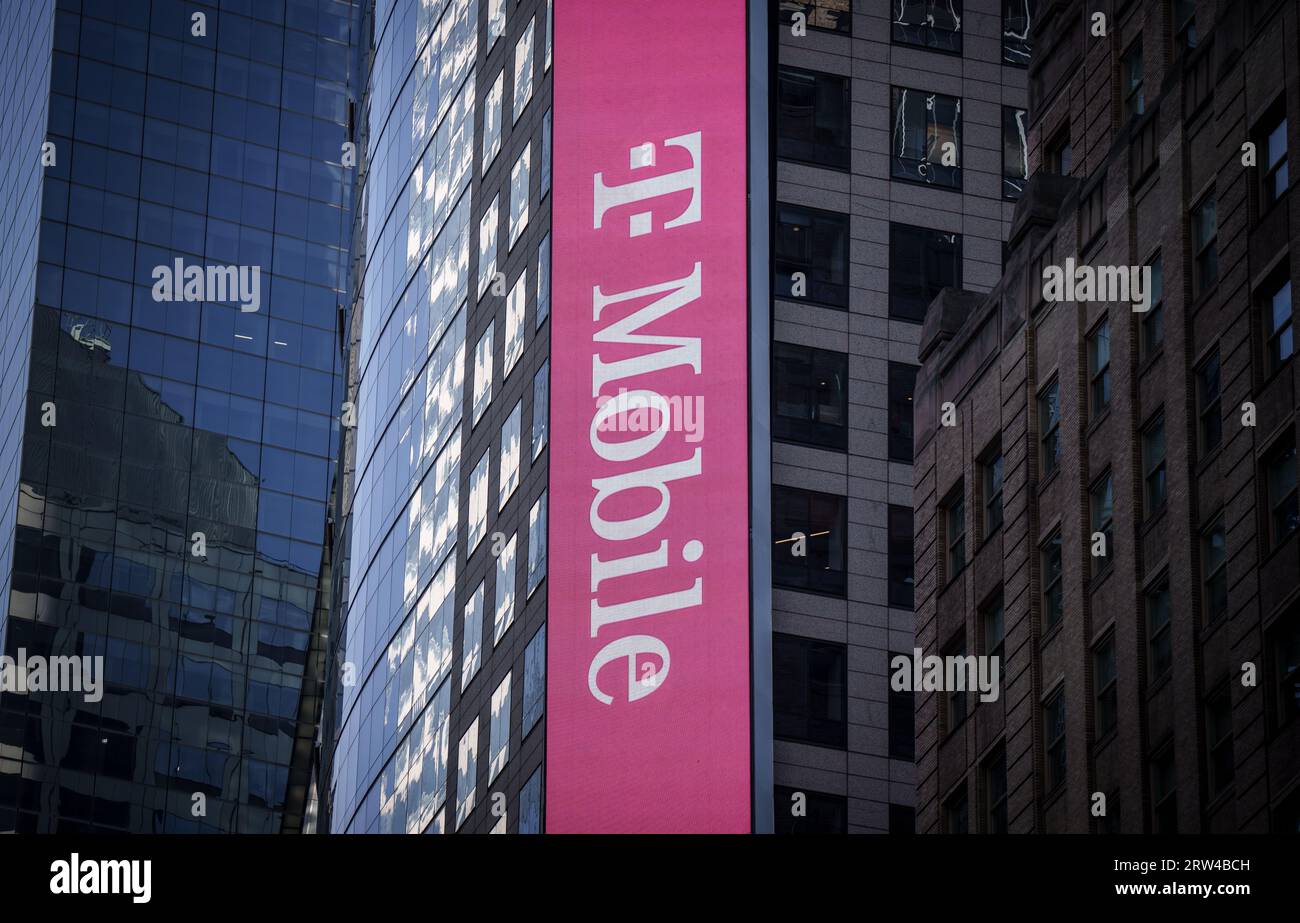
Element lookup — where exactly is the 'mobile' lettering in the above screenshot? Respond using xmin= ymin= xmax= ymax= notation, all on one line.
xmin=584 ymin=135 xmax=705 ymax=706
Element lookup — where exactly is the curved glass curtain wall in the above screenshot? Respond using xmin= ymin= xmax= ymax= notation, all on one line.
xmin=331 ymin=0 xmax=476 ymax=834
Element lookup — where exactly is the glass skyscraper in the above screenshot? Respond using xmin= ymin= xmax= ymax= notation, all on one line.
xmin=0 ymin=0 xmax=353 ymax=833
xmin=321 ymin=0 xmax=552 ymax=834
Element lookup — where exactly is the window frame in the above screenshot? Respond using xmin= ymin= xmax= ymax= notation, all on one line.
xmin=1191 ymin=192 xmax=1219 ymax=299
xmin=773 ymin=632 xmax=849 ymax=749
xmin=1201 ymin=513 xmax=1227 ymax=623
xmin=776 ymin=65 xmax=852 ymax=171
xmin=1038 ymin=378 xmax=1061 ymax=479
xmin=1044 ymin=687 xmax=1067 ymax=793
xmin=1195 ymin=347 xmax=1222 ymax=456
xmin=1261 ymin=273 xmax=1294 ymax=377
xmin=772 ymin=485 xmax=849 ymax=597
xmin=1147 ymin=579 xmax=1173 ymax=683
xmin=1090 ymin=469 xmax=1114 ymax=575
xmin=1257 ymin=107 xmax=1289 ymax=213
xmin=891 ymin=0 xmax=964 ymax=56
xmin=1094 ymin=631 xmax=1118 ymax=738
xmin=981 ymin=446 xmax=1004 ymax=538
xmin=773 ymin=340 xmax=850 ymax=451
xmin=1264 ymin=436 xmax=1299 ymax=549
xmin=1142 ymin=410 xmax=1167 ymax=517
xmin=944 ymin=484 xmax=966 ymax=583
xmin=1205 ymin=684 xmax=1235 ymax=798
xmin=890 ymin=85 xmax=963 ymax=190
xmin=889 ymin=222 xmax=962 ymax=323
xmin=1087 ymin=316 xmax=1111 ymax=418
xmin=1121 ymin=38 xmax=1145 ymax=124
xmin=775 ymin=202 xmax=850 ymax=309
xmin=1041 ymin=530 xmax=1064 ymax=633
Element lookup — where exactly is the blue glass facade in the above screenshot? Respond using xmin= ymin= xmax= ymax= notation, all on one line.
xmin=0 ymin=0 xmax=353 ymax=833
xmin=0 ymin=0 xmax=56 ymax=643
xmin=324 ymin=0 xmax=552 ymax=834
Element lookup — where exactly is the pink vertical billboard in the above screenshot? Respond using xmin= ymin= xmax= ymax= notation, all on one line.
xmin=547 ymin=0 xmax=752 ymax=832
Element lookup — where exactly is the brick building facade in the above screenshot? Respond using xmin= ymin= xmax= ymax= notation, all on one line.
xmin=913 ymin=0 xmax=1300 ymax=833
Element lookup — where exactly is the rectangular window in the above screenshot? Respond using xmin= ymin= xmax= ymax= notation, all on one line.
xmin=772 ymin=341 xmax=849 ymax=450
xmin=1271 ymin=610 xmax=1300 ymax=727
xmin=888 ymin=362 xmax=919 ymax=461
xmin=512 ymin=17 xmax=535 ymax=124
xmin=1039 ymin=379 xmax=1060 ymax=478
xmin=503 ymin=271 xmax=526 ymax=378
xmin=774 ymin=787 xmax=848 ymax=834
xmin=777 ymin=1 xmax=852 ymax=34
xmin=487 ymin=0 xmax=506 ymax=48
xmin=983 ymin=744 xmax=1008 ymax=833
xmin=945 ymin=487 xmax=966 ymax=582
xmin=1088 ymin=318 xmax=1111 ymax=416
xmin=1046 ymin=129 xmax=1072 ymax=176
xmin=489 ymin=672 xmax=511 ymax=782
xmin=889 ymin=654 xmax=915 ymax=760
xmin=472 ymin=322 xmax=494 ymax=426
xmin=1121 ymin=39 xmax=1145 ymax=123
xmin=1258 ymin=109 xmax=1289 ymax=211
xmin=531 ymin=360 xmax=548 ymax=460
xmin=1044 ymin=688 xmax=1066 ymax=792
xmin=509 ymin=144 xmax=531 ymax=248
xmin=477 ymin=196 xmax=499 ymax=299
xmin=944 ymin=787 xmax=969 ymax=834
xmin=890 ymin=223 xmax=961 ymax=322
xmin=455 ymin=718 xmax=479 ymax=829
xmin=1002 ymin=0 xmax=1035 ymax=66
xmin=1196 ymin=348 xmax=1222 ymax=455
xmin=892 ymin=0 xmax=962 ymax=54
xmin=523 ymin=624 xmax=545 ymax=735
xmin=943 ymin=632 xmax=967 ymax=732
xmin=1143 ymin=412 xmax=1167 ymax=515
xmin=540 ymin=109 xmax=551 ymax=199
xmin=493 ymin=532 xmax=517 ymax=644
xmin=544 ymin=0 xmax=552 ymax=70
xmin=1141 ymin=254 xmax=1164 ymax=358
xmin=1002 ymin=106 xmax=1028 ymax=199
xmin=535 ymin=233 xmax=550 ymax=328
xmin=519 ymin=767 xmax=542 ymax=834
xmin=775 ymin=203 xmax=849 ymax=308
xmin=461 ymin=581 xmax=484 ymax=691
xmin=979 ymin=593 xmax=1005 ymax=673
xmin=1265 ymin=437 xmax=1299 ymax=547
xmin=468 ymin=449 xmax=490 ymax=555
xmin=1131 ymin=107 xmax=1158 ymax=185
xmin=1091 ymin=471 xmax=1113 ymax=573
xmin=1174 ymin=0 xmax=1197 ymax=53
xmin=888 ymin=504 xmax=915 ymax=609
xmin=1263 ymin=275 xmax=1294 ymax=375
xmin=1147 ymin=580 xmax=1172 ymax=682
xmin=891 ymin=87 xmax=962 ymax=189
xmin=1202 ymin=515 xmax=1227 ymax=622
xmin=1079 ymin=179 xmax=1106 ymax=249
xmin=1192 ymin=193 xmax=1218 ymax=298
xmin=776 ymin=66 xmax=850 ymax=169
xmin=527 ymin=491 xmax=547 ymax=597
xmin=773 ymin=486 xmax=848 ymax=596
xmin=982 ymin=449 xmax=1004 ymax=536
xmin=1041 ymin=531 xmax=1063 ymax=632
xmin=773 ymin=633 xmax=847 ymax=748
xmin=1094 ymin=633 xmax=1118 ymax=737
xmin=498 ymin=401 xmax=522 ymax=510
xmin=1151 ymin=747 xmax=1178 ymax=833
xmin=1206 ymin=686 xmax=1234 ymax=797
xmin=481 ymin=70 xmax=503 ymax=173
